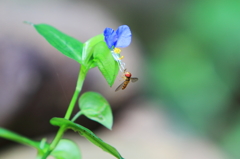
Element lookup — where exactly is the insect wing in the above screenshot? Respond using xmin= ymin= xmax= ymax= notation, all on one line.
xmin=115 ymin=81 xmax=125 ymax=92
xmin=130 ymin=77 xmax=138 ymax=83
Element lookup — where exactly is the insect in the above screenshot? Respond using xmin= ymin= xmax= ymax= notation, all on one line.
xmin=115 ymin=69 xmax=138 ymax=92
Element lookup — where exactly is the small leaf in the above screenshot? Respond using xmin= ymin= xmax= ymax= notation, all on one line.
xmin=93 ymin=41 xmax=119 ymax=86
xmin=51 ymin=139 xmax=81 ymax=159
xmin=33 ymin=23 xmax=83 ymax=63
xmin=50 ymin=118 xmax=124 ymax=159
xmin=79 ymin=91 xmax=113 ymax=129
xmin=82 ymin=34 xmax=104 ymax=66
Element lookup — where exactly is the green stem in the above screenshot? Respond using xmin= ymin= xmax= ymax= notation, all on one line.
xmin=0 ymin=128 xmax=40 ymax=150
xmin=64 ymin=66 xmax=87 ymax=119
xmin=71 ymin=111 xmax=83 ymax=122
xmin=42 ymin=65 xmax=88 ymax=159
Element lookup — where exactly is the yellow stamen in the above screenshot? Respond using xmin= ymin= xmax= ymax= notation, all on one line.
xmin=119 ymin=56 xmax=124 ymax=60
xmin=113 ymin=48 xmax=121 ymax=54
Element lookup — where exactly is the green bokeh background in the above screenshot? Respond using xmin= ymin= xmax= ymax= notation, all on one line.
xmin=106 ymin=0 xmax=240 ymax=158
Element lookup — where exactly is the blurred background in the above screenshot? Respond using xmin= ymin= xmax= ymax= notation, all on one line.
xmin=0 ymin=0 xmax=240 ymax=158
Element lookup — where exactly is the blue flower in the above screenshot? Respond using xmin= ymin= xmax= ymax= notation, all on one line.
xmin=103 ymin=25 xmax=131 ymax=72
xmin=104 ymin=25 xmax=132 ymax=50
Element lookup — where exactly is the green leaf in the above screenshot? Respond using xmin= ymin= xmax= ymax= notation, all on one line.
xmin=33 ymin=23 xmax=83 ymax=63
xmin=50 ymin=118 xmax=124 ymax=159
xmin=93 ymin=41 xmax=119 ymax=86
xmin=79 ymin=91 xmax=113 ymax=129
xmin=0 ymin=128 xmax=41 ymax=150
xmin=82 ymin=34 xmax=104 ymax=66
xmin=51 ymin=139 xmax=81 ymax=159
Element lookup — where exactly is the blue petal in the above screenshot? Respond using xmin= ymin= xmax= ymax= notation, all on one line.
xmin=115 ymin=25 xmax=132 ymax=48
xmin=103 ymin=28 xmax=117 ymax=49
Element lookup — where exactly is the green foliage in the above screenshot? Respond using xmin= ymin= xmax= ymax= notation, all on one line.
xmin=51 ymin=139 xmax=81 ymax=159
xmin=33 ymin=23 xmax=83 ymax=63
xmin=50 ymin=118 xmax=124 ymax=159
xmin=79 ymin=91 xmax=113 ymax=129
xmin=0 ymin=128 xmax=51 ymax=158
xmin=0 ymin=23 xmax=127 ymax=159
xmin=82 ymin=34 xmax=104 ymax=66
xmin=32 ymin=22 xmax=118 ymax=87
xmin=92 ymin=41 xmax=119 ymax=86
xmin=0 ymin=128 xmax=41 ymax=150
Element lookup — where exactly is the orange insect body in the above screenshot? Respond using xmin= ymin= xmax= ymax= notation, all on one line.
xmin=115 ymin=70 xmax=138 ymax=92
xmin=122 ymin=72 xmax=131 ymax=90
